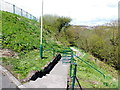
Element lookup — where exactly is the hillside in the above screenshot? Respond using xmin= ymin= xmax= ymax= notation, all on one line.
xmin=1 ymin=11 xmax=66 ymax=79
xmin=63 ymin=24 xmax=119 ymax=70
xmin=72 ymin=47 xmax=118 ymax=88
xmin=1 ymin=11 xmax=118 ymax=88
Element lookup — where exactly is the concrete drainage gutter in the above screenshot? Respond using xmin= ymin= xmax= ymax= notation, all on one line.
xmin=30 ymin=54 xmax=62 ymax=81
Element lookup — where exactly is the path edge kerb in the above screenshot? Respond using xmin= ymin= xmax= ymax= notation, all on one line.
xmin=0 ymin=65 xmax=25 ymax=88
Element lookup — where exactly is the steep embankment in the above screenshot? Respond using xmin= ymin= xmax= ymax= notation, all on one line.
xmin=1 ymin=11 xmax=65 ymax=80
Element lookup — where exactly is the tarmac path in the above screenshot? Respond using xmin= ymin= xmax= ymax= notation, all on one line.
xmin=1 ymin=55 xmax=70 ymax=89
xmin=23 ymin=61 xmax=69 ymax=88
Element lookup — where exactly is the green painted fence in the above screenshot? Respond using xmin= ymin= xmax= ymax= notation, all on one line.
xmin=1 ymin=0 xmax=38 ymax=21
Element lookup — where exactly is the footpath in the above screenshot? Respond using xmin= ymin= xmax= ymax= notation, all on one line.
xmin=70 ymin=47 xmax=84 ymax=57
xmin=0 ymin=65 xmax=22 ymax=89
xmin=1 ymin=47 xmax=81 ymax=89
xmin=1 ymin=60 xmax=70 ymax=89
xmin=23 ymin=61 xmax=69 ymax=88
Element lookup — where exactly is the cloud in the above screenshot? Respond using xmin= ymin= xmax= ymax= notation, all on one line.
xmin=3 ymin=0 xmax=119 ymax=25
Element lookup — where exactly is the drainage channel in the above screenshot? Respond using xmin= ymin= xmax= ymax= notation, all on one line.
xmin=29 ymin=54 xmax=62 ymax=81
xmin=23 ymin=54 xmax=69 ymax=88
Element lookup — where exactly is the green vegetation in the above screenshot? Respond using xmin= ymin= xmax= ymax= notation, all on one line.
xmin=2 ymin=50 xmax=53 ymax=79
xmin=1 ymin=11 xmax=70 ymax=79
xmin=42 ymin=15 xmax=71 ymax=46
xmin=1 ymin=11 xmax=118 ymax=88
xmin=60 ymin=23 xmax=119 ymax=70
xmin=72 ymin=47 xmax=118 ymax=88
xmin=2 ymin=11 xmax=40 ymax=53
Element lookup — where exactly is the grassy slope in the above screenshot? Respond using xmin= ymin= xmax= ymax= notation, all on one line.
xmin=73 ymin=47 xmax=118 ymax=88
xmin=1 ymin=11 xmax=118 ymax=88
xmin=1 ymin=11 xmax=64 ymax=80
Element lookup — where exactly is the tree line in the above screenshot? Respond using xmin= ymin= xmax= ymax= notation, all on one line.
xmin=41 ymin=15 xmax=119 ymax=70
xmin=60 ymin=21 xmax=119 ymax=70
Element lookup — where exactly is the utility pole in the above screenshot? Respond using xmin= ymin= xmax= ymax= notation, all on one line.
xmin=40 ymin=0 xmax=43 ymax=59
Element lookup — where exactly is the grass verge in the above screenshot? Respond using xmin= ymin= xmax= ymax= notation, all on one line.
xmin=2 ymin=49 xmax=54 ymax=80
xmin=70 ymin=47 xmax=118 ymax=88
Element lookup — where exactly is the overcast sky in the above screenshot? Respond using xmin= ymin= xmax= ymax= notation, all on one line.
xmin=3 ymin=0 xmax=119 ymax=26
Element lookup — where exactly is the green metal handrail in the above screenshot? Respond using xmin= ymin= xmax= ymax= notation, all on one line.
xmin=73 ymin=54 xmax=105 ymax=78
xmin=43 ymin=47 xmax=105 ymax=89
xmin=70 ymin=62 xmax=82 ymax=90
xmin=71 ymin=63 xmax=77 ymax=90
xmin=43 ymin=47 xmax=72 ymax=57
xmin=61 ymin=48 xmax=105 ymax=90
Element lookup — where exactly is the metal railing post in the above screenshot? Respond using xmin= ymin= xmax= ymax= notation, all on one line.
xmin=71 ymin=51 xmax=74 ymax=60
xmin=72 ymin=64 xmax=77 ymax=90
xmin=70 ymin=63 xmax=72 ymax=77
xmin=70 ymin=50 xmax=74 ymax=78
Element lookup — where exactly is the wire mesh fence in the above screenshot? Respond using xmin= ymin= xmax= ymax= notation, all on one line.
xmin=1 ymin=0 xmax=39 ymax=21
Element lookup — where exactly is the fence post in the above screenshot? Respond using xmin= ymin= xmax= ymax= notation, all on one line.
xmin=13 ymin=4 xmax=15 ymax=14
xmin=26 ymin=12 xmax=28 ymax=18
xmin=72 ymin=64 xmax=77 ymax=90
xmin=21 ymin=9 xmax=23 ymax=16
xmin=33 ymin=16 xmax=35 ymax=20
